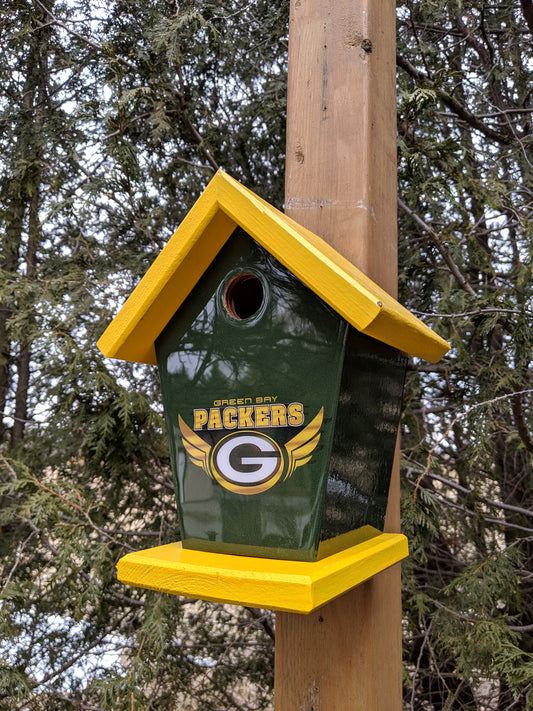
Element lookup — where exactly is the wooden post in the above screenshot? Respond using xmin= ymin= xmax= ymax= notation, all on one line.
xmin=275 ymin=1 xmax=402 ymax=708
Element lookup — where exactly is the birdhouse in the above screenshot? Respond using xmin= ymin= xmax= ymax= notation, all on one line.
xmin=98 ymin=170 xmax=449 ymax=612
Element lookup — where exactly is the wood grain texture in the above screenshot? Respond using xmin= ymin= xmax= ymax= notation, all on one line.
xmin=276 ymin=0 xmax=403 ymax=708
xmin=285 ymin=0 xmax=398 ymax=295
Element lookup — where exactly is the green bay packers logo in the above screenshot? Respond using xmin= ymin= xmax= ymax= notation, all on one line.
xmin=211 ymin=432 xmax=284 ymax=493
xmin=178 ymin=408 xmax=323 ymax=495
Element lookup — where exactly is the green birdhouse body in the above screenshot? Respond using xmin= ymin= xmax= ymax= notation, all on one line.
xmin=155 ymin=228 xmax=406 ymax=561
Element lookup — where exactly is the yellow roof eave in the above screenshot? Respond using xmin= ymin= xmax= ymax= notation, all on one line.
xmin=97 ymin=170 xmax=450 ymax=365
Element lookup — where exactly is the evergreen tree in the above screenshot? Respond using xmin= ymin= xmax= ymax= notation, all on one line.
xmin=397 ymin=1 xmax=533 ymax=708
xmin=1 ymin=1 xmax=284 ymax=708
xmin=1 ymin=1 xmax=533 ymax=709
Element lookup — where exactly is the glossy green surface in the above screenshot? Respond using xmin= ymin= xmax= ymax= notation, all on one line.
xmin=155 ymin=228 xmax=407 ymax=561
xmin=321 ymin=328 xmax=407 ymax=541
xmin=156 ymin=229 xmax=347 ymax=561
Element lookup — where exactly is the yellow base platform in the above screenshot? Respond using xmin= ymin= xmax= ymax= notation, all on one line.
xmin=117 ymin=531 xmax=408 ymax=614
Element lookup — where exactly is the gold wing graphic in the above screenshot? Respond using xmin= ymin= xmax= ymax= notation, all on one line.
xmin=178 ymin=415 xmax=214 ymax=479
xmin=283 ymin=407 xmax=324 ymax=481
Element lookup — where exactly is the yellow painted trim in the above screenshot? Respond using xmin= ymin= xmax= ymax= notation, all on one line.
xmin=98 ymin=170 xmax=449 ymax=364
xmin=215 ymin=177 xmax=381 ymax=332
xmin=116 ymin=532 xmax=409 ymax=614
xmin=97 ymin=202 xmax=235 ymax=364
xmin=316 ymin=524 xmax=382 ymax=559
xmin=215 ymin=173 xmax=449 ymax=363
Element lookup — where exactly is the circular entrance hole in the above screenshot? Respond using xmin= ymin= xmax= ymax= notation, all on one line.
xmin=223 ymin=272 xmax=265 ymax=320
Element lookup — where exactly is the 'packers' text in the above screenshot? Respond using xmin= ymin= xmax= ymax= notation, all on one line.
xmin=192 ymin=403 xmax=304 ymax=431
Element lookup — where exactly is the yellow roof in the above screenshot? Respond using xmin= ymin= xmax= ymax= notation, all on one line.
xmin=97 ymin=170 xmax=449 ymax=364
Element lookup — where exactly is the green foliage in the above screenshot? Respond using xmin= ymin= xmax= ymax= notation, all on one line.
xmin=398 ymin=0 xmax=533 ymax=707
xmin=1 ymin=1 xmax=280 ymax=708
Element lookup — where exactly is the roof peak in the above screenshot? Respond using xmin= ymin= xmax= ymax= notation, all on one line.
xmin=97 ymin=170 xmax=449 ymax=364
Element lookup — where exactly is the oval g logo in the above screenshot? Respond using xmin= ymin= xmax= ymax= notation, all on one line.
xmin=211 ymin=432 xmax=284 ymax=494
xmin=178 ymin=407 xmax=323 ymax=496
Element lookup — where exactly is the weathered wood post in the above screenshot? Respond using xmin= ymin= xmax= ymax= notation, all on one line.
xmin=275 ymin=1 xmax=402 ymax=708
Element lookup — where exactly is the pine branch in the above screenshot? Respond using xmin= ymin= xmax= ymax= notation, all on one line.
xmin=412 ymin=389 xmax=533 ymax=494
xmin=175 ymin=62 xmax=220 ymax=172
xmin=509 ymin=623 xmax=533 ymax=632
xmin=521 ymin=0 xmax=533 ymax=35
xmin=245 ymin=607 xmax=275 ymax=641
xmin=409 ymin=469 xmax=533 ymax=520
xmin=411 ymin=307 xmax=525 ymax=319
xmin=396 ymin=53 xmax=511 ymax=144
xmin=409 ymin=619 xmax=434 ymax=711
xmin=398 ymin=197 xmax=477 ymax=296
xmin=33 ymin=0 xmax=138 ymax=73
xmin=29 ymin=475 xmax=137 ymax=551
xmin=35 ymin=0 xmax=221 ymax=177
xmin=406 ymin=473 xmax=533 ymax=534
xmin=510 ymin=392 xmax=533 ymax=455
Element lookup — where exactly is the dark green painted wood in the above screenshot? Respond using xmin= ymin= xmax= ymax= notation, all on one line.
xmin=321 ymin=329 xmax=407 ymax=541
xmin=155 ymin=228 xmax=407 ymax=561
xmin=156 ymin=229 xmax=347 ymax=561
